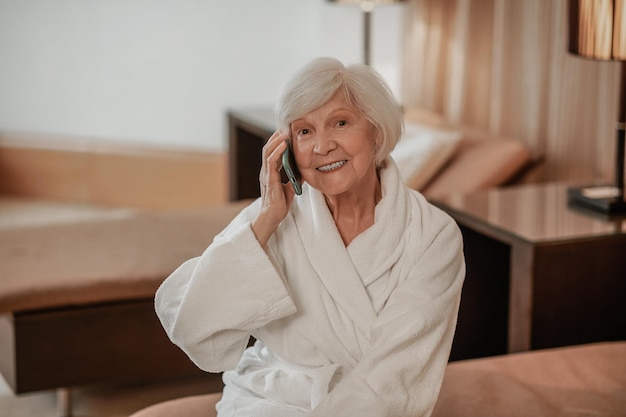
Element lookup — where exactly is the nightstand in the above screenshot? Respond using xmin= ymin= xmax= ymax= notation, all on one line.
xmin=433 ymin=183 xmax=626 ymax=360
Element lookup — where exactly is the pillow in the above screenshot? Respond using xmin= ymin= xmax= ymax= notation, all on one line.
xmin=422 ymin=137 xmax=531 ymax=200
xmin=391 ymin=123 xmax=462 ymax=190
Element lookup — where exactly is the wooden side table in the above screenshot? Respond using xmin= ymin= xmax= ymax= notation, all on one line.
xmin=433 ymin=183 xmax=626 ymax=359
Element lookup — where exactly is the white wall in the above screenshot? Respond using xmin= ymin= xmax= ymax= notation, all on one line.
xmin=0 ymin=0 xmax=405 ymax=151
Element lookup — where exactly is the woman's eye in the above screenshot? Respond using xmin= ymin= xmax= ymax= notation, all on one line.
xmin=299 ymin=129 xmax=309 ymax=135
xmin=337 ymin=120 xmax=346 ymax=127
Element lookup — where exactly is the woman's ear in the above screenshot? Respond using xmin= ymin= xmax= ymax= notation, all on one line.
xmin=368 ymin=122 xmax=381 ymax=147
xmin=372 ymin=134 xmax=385 ymax=167
xmin=372 ymin=126 xmax=384 ymax=154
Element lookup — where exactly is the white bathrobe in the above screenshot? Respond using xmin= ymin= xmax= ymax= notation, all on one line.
xmin=155 ymin=158 xmax=465 ymax=417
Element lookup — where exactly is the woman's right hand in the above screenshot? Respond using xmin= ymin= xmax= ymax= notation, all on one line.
xmin=252 ymin=130 xmax=296 ymax=247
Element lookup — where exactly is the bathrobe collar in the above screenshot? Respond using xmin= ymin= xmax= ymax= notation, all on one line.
xmin=292 ymin=158 xmax=411 ymax=337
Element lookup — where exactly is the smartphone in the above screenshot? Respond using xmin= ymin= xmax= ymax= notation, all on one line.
xmin=282 ymin=140 xmax=302 ymax=195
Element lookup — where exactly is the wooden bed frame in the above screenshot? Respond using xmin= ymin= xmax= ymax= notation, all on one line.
xmin=0 ymin=299 xmax=207 ymax=393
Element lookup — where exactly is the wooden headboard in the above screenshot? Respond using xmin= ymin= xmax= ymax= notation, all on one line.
xmin=0 ymin=131 xmax=228 ymax=210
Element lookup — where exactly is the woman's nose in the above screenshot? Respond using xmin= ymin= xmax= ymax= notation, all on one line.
xmin=313 ymin=132 xmax=337 ymax=155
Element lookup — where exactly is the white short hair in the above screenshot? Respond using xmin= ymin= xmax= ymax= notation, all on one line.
xmin=275 ymin=57 xmax=403 ymax=167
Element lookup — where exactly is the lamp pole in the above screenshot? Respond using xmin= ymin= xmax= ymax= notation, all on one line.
xmin=361 ymin=1 xmax=375 ymax=66
xmin=363 ymin=8 xmax=371 ymax=65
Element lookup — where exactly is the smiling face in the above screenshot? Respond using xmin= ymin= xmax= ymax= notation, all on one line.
xmin=290 ymin=95 xmax=379 ymax=199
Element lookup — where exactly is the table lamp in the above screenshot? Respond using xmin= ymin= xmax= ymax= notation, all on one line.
xmin=567 ymin=0 xmax=626 ymax=215
xmin=327 ymin=0 xmax=407 ymax=66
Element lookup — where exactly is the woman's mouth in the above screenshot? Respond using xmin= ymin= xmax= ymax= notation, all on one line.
xmin=317 ymin=160 xmax=347 ymax=172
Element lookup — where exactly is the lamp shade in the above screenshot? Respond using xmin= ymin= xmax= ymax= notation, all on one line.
xmin=569 ymin=0 xmax=626 ymax=60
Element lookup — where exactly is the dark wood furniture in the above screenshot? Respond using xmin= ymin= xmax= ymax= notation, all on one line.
xmin=434 ymin=183 xmax=626 ymax=360
xmin=227 ymin=107 xmax=275 ymax=201
xmin=0 ymin=299 xmax=205 ymax=394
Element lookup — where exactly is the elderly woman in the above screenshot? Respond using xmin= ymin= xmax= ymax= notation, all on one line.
xmin=155 ymin=57 xmax=465 ymax=417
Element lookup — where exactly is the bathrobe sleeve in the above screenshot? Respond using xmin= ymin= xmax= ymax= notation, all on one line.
xmin=155 ymin=201 xmax=297 ymax=373
xmin=310 ymin=217 xmax=465 ymax=417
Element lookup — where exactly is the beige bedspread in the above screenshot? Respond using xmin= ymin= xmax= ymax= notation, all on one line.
xmin=0 ymin=197 xmax=248 ymax=313
xmin=433 ymin=341 xmax=626 ymax=417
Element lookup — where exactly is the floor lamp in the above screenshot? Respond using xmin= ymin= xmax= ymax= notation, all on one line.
xmin=327 ymin=0 xmax=407 ymax=66
xmin=567 ymin=0 xmax=626 ymax=215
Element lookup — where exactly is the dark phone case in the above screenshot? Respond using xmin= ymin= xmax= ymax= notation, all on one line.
xmin=282 ymin=142 xmax=302 ymax=195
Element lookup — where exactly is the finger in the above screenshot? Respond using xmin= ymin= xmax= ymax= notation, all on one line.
xmin=260 ymin=131 xmax=288 ymax=172
xmin=268 ymin=139 xmax=287 ymax=173
xmin=259 ymin=138 xmax=287 ymax=191
xmin=264 ymin=130 xmax=289 ymax=155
